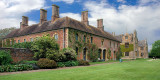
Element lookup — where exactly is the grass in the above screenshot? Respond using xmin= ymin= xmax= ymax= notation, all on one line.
xmin=0 ymin=59 xmax=160 ymax=80
xmin=89 ymin=59 xmax=131 ymax=65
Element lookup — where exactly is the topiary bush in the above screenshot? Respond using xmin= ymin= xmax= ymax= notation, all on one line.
xmin=0 ymin=50 xmax=12 ymax=65
xmin=78 ymin=60 xmax=90 ymax=66
xmin=37 ymin=58 xmax=57 ymax=69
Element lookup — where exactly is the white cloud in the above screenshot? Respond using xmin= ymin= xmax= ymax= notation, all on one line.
xmin=0 ymin=0 xmax=45 ymax=29
xmin=60 ymin=12 xmax=81 ymax=20
xmin=51 ymin=0 xmax=74 ymax=4
xmin=60 ymin=0 xmax=160 ymax=51
xmin=117 ymin=0 xmax=126 ymax=3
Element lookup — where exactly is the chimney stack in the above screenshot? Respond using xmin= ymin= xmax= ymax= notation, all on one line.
xmin=20 ymin=16 xmax=28 ymax=29
xmin=40 ymin=9 xmax=47 ymax=24
xmin=51 ymin=4 xmax=59 ymax=22
xmin=81 ymin=11 xmax=89 ymax=25
xmin=97 ymin=19 xmax=104 ymax=31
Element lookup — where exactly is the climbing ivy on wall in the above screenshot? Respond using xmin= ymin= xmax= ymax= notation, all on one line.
xmin=120 ymin=44 xmax=134 ymax=53
xmin=2 ymin=38 xmax=15 ymax=47
xmin=68 ymin=28 xmax=99 ymax=61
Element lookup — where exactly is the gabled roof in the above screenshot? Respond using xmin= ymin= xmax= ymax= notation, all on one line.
xmin=138 ymin=40 xmax=146 ymax=47
xmin=4 ymin=17 xmax=120 ymax=42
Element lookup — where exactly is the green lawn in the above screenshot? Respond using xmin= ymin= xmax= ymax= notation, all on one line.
xmin=0 ymin=59 xmax=160 ymax=80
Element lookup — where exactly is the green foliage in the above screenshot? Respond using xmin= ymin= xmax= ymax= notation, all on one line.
xmin=107 ymin=49 xmax=111 ymax=59
xmin=12 ymin=42 xmax=32 ymax=49
xmin=0 ymin=27 xmax=16 ymax=39
xmin=150 ymin=40 xmax=160 ymax=57
xmin=0 ymin=64 xmax=32 ymax=72
xmin=120 ymin=44 xmax=134 ymax=53
xmin=87 ymin=44 xmax=98 ymax=62
xmin=78 ymin=60 xmax=90 ymax=66
xmin=116 ymin=52 xmax=122 ymax=60
xmin=37 ymin=58 xmax=57 ymax=69
xmin=31 ymin=35 xmax=59 ymax=60
xmin=61 ymin=48 xmax=77 ymax=61
xmin=0 ymin=50 xmax=12 ymax=65
xmin=57 ymin=61 xmax=78 ymax=67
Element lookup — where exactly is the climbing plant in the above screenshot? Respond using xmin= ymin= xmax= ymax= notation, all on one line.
xmin=68 ymin=28 xmax=98 ymax=62
xmin=107 ymin=48 xmax=111 ymax=60
xmin=120 ymin=44 xmax=134 ymax=53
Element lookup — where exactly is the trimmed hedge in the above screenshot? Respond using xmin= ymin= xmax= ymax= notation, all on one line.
xmin=0 ymin=64 xmax=33 ymax=72
xmin=57 ymin=61 xmax=78 ymax=67
xmin=37 ymin=58 xmax=57 ymax=69
xmin=78 ymin=60 xmax=90 ymax=66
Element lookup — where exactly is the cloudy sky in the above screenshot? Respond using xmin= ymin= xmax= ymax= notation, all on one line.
xmin=0 ymin=0 xmax=160 ymax=51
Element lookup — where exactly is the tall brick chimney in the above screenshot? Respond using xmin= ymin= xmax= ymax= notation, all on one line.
xmin=97 ymin=19 xmax=104 ymax=31
xmin=51 ymin=4 xmax=59 ymax=22
xmin=40 ymin=9 xmax=47 ymax=24
xmin=81 ymin=11 xmax=89 ymax=25
xmin=20 ymin=16 xmax=28 ymax=29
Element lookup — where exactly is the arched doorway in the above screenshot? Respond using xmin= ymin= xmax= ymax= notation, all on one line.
xmin=103 ymin=49 xmax=106 ymax=60
xmin=83 ymin=48 xmax=87 ymax=61
xmin=98 ymin=49 xmax=102 ymax=59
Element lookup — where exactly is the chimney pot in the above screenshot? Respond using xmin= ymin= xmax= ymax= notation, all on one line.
xmin=21 ymin=16 xmax=28 ymax=29
xmin=51 ymin=4 xmax=59 ymax=22
xmin=40 ymin=9 xmax=47 ymax=24
xmin=81 ymin=11 xmax=89 ymax=25
xmin=97 ymin=19 xmax=104 ymax=31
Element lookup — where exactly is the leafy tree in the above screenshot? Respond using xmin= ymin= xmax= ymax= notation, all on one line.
xmin=150 ymin=40 xmax=160 ymax=57
xmin=31 ymin=35 xmax=60 ymax=60
xmin=0 ymin=27 xmax=16 ymax=47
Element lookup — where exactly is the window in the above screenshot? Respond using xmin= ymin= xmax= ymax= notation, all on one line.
xmin=10 ymin=41 xmax=12 ymax=45
xmin=18 ymin=40 xmax=20 ymax=43
xmin=101 ymin=40 xmax=104 ymax=45
xmin=54 ymin=34 xmax=58 ymax=40
xmin=125 ymin=52 xmax=129 ymax=56
xmin=125 ymin=43 xmax=129 ymax=48
xmin=91 ymin=37 xmax=93 ymax=43
xmin=125 ymin=36 xmax=128 ymax=39
xmin=141 ymin=47 xmax=144 ymax=50
xmin=83 ymin=35 xmax=86 ymax=42
xmin=75 ymin=34 xmax=78 ymax=41
xmin=30 ymin=38 xmax=33 ymax=42
xmin=141 ymin=53 xmax=143 ymax=57
xmin=110 ymin=41 xmax=111 ymax=47
xmin=76 ymin=47 xmax=78 ymax=55
xmin=24 ymin=39 xmax=26 ymax=42
xmin=14 ymin=40 xmax=16 ymax=44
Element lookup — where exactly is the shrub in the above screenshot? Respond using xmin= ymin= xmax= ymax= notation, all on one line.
xmin=78 ymin=60 xmax=90 ymax=66
xmin=0 ymin=64 xmax=33 ymax=72
xmin=0 ymin=50 xmax=12 ymax=65
xmin=12 ymin=42 xmax=32 ymax=49
xmin=87 ymin=44 xmax=99 ymax=62
xmin=31 ymin=35 xmax=59 ymax=60
xmin=61 ymin=48 xmax=77 ymax=61
xmin=57 ymin=61 xmax=78 ymax=67
xmin=37 ymin=58 xmax=57 ymax=69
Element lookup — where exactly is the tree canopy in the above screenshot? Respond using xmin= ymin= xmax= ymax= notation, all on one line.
xmin=150 ymin=40 xmax=160 ymax=57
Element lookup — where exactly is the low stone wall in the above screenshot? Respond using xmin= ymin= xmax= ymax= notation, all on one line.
xmin=0 ymin=48 xmax=34 ymax=62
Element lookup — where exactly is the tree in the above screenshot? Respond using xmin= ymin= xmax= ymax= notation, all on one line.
xmin=0 ymin=27 xmax=16 ymax=47
xmin=31 ymin=35 xmax=60 ymax=60
xmin=150 ymin=40 xmax=160 ymax=57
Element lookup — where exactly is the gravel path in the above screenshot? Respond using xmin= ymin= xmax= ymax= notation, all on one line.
xmin=0 ymin=61 xmax=131 ymax=76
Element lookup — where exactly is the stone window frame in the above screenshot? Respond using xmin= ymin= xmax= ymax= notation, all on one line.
xmin=125 ymin=42 xmax=129 ymax=48
xmin=24 ymin=39 xmax=26 ymax=42
xmin=125 ymin=52 xmax=129 ymax=56
xmin=18 ymin=40 xmax=20 ymax=43
xmin=101 ymin=39 xmax=104 ymax=46
xmin=14 ymin=40 xmax=16 ymax=44
xmin=125 ymin=36 xmax=128 ymax=39
xmin=91 ymin=37 xmax=93 ymax=43
xmin=30 ymin=38 xmax=34 ymax=42
xmin=54 ymin=33 xmax=58 ymax=40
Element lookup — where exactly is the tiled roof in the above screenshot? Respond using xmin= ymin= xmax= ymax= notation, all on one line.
xmin=4 ymin=17 xmax=120 ymax=42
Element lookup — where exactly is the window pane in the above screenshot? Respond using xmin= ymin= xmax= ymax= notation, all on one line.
xmin=91 ymin=37 xmax=93 ymax=43
xmin=54 ymin=34 xmax=58 ymax=40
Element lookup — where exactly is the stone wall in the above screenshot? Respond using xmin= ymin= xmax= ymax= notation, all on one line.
xmin=0 ymin=48 xmax=34 ymax=62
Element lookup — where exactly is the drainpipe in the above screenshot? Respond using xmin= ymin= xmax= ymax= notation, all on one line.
xmin=63 ymin=28 xmax=65 ymax=48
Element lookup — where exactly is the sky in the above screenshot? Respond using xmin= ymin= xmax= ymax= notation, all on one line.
xmin=0 ymin=0 xmax=160 ymax=51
